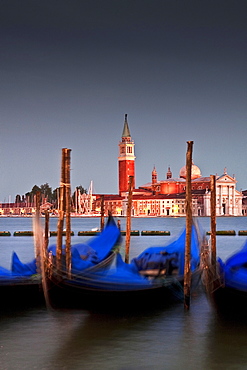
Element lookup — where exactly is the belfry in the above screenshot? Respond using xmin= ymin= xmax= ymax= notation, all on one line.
xmin=118 ymin=114 xmax=136 ymax=194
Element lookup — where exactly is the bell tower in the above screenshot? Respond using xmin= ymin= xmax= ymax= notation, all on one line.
xmin=166 ymin=166 xmax=172 ymax=179
xmin=118 ymin=114 xmax=135 ymax=194
xmin=152 ymin=166 xmax=157 ymax=184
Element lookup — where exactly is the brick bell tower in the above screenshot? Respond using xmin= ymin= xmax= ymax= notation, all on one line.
xmin=118 ymin=114 xmax=136 ymax=195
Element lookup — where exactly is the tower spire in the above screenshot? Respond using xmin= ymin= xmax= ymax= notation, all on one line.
xmin=122 ymin=114 xmax=131 ymax=138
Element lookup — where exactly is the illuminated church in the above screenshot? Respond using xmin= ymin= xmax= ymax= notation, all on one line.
xmin=96 ymin=115 xmax=243 ymax=217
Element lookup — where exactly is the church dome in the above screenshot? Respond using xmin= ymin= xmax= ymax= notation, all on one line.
xmin=179 ymin=162 xmax=201 ymax=179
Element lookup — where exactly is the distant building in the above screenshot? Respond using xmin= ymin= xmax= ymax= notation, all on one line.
xmin=140 ymin=165 xmax=242 ymax=217
xmin=0 ymin=115 xmax=244 ymax=217
xmin=0 ymin=199 xmax=54 ymax=216
xmin=242 ymin=190 xmax=247 ymax=216
xmin=0 ymin=202 xmax=35 ymax=216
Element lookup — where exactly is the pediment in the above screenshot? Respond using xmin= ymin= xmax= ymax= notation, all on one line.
xmin=217 ymin=174 xmax=236 ymax=183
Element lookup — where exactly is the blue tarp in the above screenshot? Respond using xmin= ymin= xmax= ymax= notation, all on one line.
xmin=0 ymin=252 xmax=37 ymax=278
xmin=0 ymin=265 xmax=13 ymax=277
xmin=218 ymin=239 xmax=247 ymax=292
xmin=0 ymin=216 xmax=121 ymax=279
xmin=67 ymin=253 xmax=157 ymax=291
xmin=48 ymin=215 xmax=121 ymax=273
xmin=67 ymin=224 xmax=201 ymax=292
xmin=11 ymin=252 xmax=37 ymax=276
xmin=131 ymin=224 xmax=200 ymax=275
xmin=71 ymin=248 xmax=96 ymax=271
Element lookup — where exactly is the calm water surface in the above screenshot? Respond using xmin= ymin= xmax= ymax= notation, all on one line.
xmin=0 ymin=217 xmax=247 ymax=370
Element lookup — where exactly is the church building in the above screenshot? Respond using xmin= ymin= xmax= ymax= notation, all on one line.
xmin=95 ymin=115 xmax=243 ymax=217
xmin=139 ymin=164 xmax=242 ymax=216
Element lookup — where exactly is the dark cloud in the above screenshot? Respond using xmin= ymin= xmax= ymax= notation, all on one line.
xmin=0 ymin=0 xmax=246 ymax=197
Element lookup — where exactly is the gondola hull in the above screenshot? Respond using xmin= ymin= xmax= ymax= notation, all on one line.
xmin=212 ymin=286 xmax=247 ymax=314
xmin=203 ymin=239 xmax=247 ymax=315
xmin=47 ymin=268 xmax=202 ymax=310
xmin=46 ymin=222 xmax=203 ymax=310
xmin=0 ymin=277 xmax=44 ymax=309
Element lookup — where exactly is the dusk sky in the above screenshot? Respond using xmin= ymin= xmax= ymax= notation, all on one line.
xmin=0 ymin=0 xmax=246 ymax=202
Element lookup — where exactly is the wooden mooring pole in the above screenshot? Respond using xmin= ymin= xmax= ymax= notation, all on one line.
xmin=56 ymin=149 xmax=66 ymax=271
xmin=65 ymin=148 xmax=72 ymax=277
xmin=125 ymin=176 xmax=133 ymax=264
xmin=44 ymin=210 xmax=50 ymax=251
xmin=184 ymin=141 xmax=193 ymax=310
xmin=56 ymin=148 xmax=72 ymax=276
xmin=34 ymin=191 xmax=41 ymax=274
xmin=100 ymin=195 xmax=105 ymax=231
xmin=210 ymin=174 xmax=217 ymax=278
xmin=42 ymin=208 xmax=52 ymax=309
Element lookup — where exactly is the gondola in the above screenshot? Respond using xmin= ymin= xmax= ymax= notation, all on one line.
xmin=204 ymin=239 xmax=247 ymax=314
xmin=46 ymin=219 xmax=203 ymax=310
xmin=0 ymin=252 xmax=44 ymax=308
xmin=46 ymin=214 xmax=122 ymax=307
xmin=0 ymin=215 xmax=121 ymax=309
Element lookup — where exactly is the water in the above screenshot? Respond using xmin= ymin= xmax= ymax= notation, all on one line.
xmin=0 ymin=216 xmax=247 ymax=370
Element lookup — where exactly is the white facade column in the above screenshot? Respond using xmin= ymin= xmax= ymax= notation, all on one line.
xmin=227 ymin=185 xmax=230 ymax=215
xmin=218 ymin=185 xmax=222 ymax=216
xmin=232 ymin=185 xmax=235 ymax=215
xmin=204 ymin=192 xmax=211 ymax=216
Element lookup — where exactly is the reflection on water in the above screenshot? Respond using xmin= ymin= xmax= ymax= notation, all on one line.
xmin=1 ymin=293 xmax=247 ymax=369
xmin=1 ymin=217 xmax=247 ymax=369
xmin=1 ymin=293 xmax=247 ymax=370
xmin=205 ymin=309 xmax=247 ymax=370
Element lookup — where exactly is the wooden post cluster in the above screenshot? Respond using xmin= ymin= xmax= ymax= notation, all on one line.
xmin=56 ymin=148 xmax=72 ymax=276
xmin=56 ymin=149 xmax=66 ymax=271
xmin=184 ymin=141 xmax=193 ymax=310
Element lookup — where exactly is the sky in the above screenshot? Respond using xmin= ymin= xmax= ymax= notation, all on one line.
xmin=0 ymin=0 xmax=246 ymax=202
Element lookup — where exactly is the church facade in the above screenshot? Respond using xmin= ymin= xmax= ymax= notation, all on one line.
xmin=139 ymin=163 xmax=242 ymax=216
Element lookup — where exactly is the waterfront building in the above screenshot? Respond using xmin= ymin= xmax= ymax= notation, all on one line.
xmin=74 ymin=183 xmax=96 ymax=215
xmin=140 ymin=165 xmax=242 ymax=217
xmin=242 ymin=190 xmax=247 ymax=216
xmin=0 ymin=200 xmax=55 ymax=216
xmin=94 ymin=192 xmax=199 ymax=217
xmin=0 ymin=202 xmax=35 ymax=216
xmin=0 ymin=115 xmax=244 ymax=217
